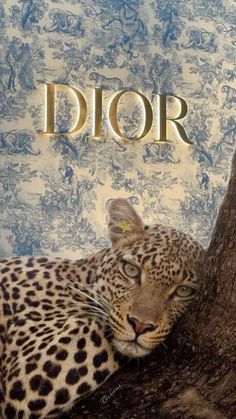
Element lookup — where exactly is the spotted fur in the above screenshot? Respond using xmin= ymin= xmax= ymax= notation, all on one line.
xmin=0 ymin=199 xmax=204 ymax=418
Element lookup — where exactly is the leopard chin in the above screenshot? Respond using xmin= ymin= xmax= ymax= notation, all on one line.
xmin=112 ymin=338 xmax=151 ymax=358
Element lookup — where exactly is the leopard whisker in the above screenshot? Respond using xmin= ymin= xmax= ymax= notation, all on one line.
xmin=79 ymin=303 xmax=110 ymax=319
xmin=82 ymin=311 xmax=109 ymax=322
xmin=71 ymin=282 xmax=110 ymax=306
xmin=67 ymin=285 xmax=110 ymax=312
xmin=67 ymin=284 xmax=111 ymax=312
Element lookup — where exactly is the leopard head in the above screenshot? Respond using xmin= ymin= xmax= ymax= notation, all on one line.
xmin=96 ymin=199 xmax=204 ymax=358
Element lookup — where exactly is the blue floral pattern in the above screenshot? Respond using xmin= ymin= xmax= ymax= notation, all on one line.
xmin=0 ymin=0 xmax=235 ymax=258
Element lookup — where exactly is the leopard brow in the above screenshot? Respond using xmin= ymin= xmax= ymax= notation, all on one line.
xmin=120 ymin=256 xmax=139 ymax=267
xmin=180 ymin=273 xmax=199 ymax=288
xmin=174 ymin=281 xmax=199 ymax=290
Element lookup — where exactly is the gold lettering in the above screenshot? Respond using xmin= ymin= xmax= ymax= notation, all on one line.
xmin=43 ymin=83 xmax=87 ymax=134
xmin=109 ymin=90 xmax=153 ymax=141
xmin=44 ymin=83 xmax=55 ymax=134
xmin=43 ymin=84 xmax=190 ymax=144
xmin=157 ymin=94 xmax=191 ymax=144
xmin=93 ymin=87 xmax=103 ymax=138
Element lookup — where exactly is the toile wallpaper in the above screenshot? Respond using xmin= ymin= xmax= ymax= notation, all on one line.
xmin=0 ymin=0 xmax=235 ymax=259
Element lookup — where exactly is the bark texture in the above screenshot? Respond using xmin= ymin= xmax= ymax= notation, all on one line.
xmin=67 ymin=152 xmax=236 ymax=419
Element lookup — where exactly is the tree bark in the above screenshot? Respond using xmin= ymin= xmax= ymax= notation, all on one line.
xmin=67 ymin=152 xmax=236 ymax=419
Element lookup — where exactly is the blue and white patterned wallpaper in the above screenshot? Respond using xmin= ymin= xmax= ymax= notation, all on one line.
xmin=0 ymin=0 xmax=235 ymax=258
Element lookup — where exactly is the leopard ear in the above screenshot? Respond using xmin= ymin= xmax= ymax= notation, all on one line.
xmin=107 ymin=198 xmax=144 ymax=245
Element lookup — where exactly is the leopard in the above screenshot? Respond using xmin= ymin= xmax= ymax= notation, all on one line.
xmin=0 ymin=198 xmax=204 ymax=418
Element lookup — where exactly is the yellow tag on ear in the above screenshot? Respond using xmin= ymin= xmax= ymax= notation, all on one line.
xmin=120 ymin=221 xmax=132 ymax=233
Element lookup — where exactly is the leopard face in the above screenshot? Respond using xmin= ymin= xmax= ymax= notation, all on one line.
xmin=96 ymin=199 xmax=204 ymax=358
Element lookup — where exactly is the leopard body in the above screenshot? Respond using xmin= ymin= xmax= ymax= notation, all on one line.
xmin=0 ymin=199 xmax=204 ymax=418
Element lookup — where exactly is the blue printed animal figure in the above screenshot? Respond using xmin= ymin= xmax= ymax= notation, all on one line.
xmin=221 ymin=85 xmax=236 ymax=109
xmin=109 ymin=34 xmax=139 ymax=65
xmin=191 ymin=127 xmax=213 ymax=166
xmin=143 ymin=143 xmax=179 ymax=164
xmin=160 ymin=7 xmax=179 ymax=47
xmin=46 ymin=9 xmax=85 ymax=37
xmin=6 ymin=38 xmax=35 ymax=92
xmin=184 ymin=27 xmax=216 ymax=52
xmin=214 ymin=118 xmax=236 ymax=163
xmin=0 ymin=130 xmax=40 ymax=155
xmin=149 ymin=57 xmax=172 ymax=98
xmin=119 ymin=34 xmax=139 ymax=59
xmin=5 ymin=38 xmax=22 ymax=93
xmin=89 ymin=72 xmax=123 ymax=91
xmin=63 ymin=166 xmax=74 ymax=185
xmin=20 ymin=0 xmax=42 ymax=30
xmin=200 ymin=173 xmax=209 ymax=190
xmin=18 ymin=44 xmax=36 ymax=90
xmin=95 ymin=0 xmax=146 ymax=41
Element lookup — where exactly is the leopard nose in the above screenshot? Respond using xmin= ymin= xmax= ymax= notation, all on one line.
xmin=127 ymin=314 xmax=156 ymax=336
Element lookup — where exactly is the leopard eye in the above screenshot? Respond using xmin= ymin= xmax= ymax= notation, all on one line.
xmin=174 ymin=285 xmax=196 ymax=298
xmin=121 ymin=260 xmax=140 ymax=281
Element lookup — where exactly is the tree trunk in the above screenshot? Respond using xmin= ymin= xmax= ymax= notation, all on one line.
xmin=68 ymin=152 xmax=236 ymax=419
